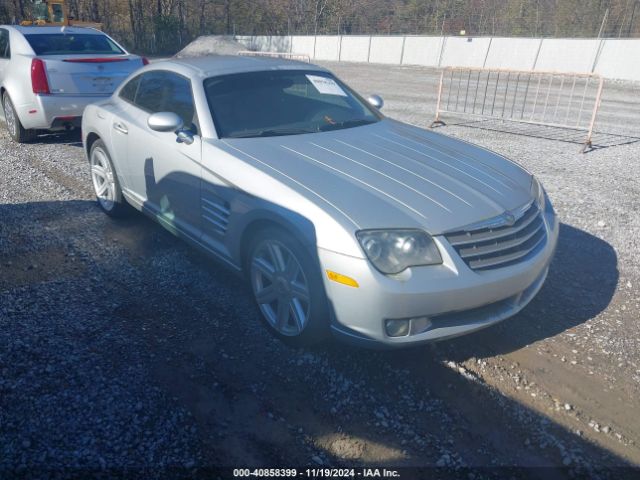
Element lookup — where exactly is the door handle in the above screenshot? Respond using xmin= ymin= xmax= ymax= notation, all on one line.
xmin=113 ymin=122 xmax=128 ymax=134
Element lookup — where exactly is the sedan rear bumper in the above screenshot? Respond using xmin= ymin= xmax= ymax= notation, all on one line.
xmin=319 ymin=209 xmax=559 ymax=348
xmin=17 ymin=94 xmax=109 ymax=130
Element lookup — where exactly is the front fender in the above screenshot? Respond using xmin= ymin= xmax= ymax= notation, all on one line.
xmin=202 ymin=139 xmax=366 ymax=263
xmin=228 ymin=202 xmax=320 ymax=267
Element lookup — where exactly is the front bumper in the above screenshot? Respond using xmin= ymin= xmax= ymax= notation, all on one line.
xmin=320 ymin=209 xmax=559 ymax=348
xmin=18 ymin=94 xmax=109 ymax=130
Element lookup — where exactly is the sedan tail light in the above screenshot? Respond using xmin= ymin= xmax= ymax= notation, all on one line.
xmin=142 ymin=57 xmax=150 ymax=66
xmin=31 ymin=59 xmax=50 ymax=95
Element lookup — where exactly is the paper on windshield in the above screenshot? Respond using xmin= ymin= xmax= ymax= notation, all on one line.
xmin=306 ymin=75 xmax=348 ymax=97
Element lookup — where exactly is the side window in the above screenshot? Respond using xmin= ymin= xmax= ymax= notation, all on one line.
xmin=134 ymin=71 xmax=167 ymax=113
xmin=134 ymin=71 xmax=195 ymax=127
xmin=119 ymin=75 xmax=141 ymax=103
xmin=162 ymin=74 xmax=195 ymax=127
xmin=0 ymin=29 xmax=9 ymax=59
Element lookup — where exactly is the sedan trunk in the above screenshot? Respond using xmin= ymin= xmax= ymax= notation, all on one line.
xmin=39 ymin=55 xmax=144 ymax=96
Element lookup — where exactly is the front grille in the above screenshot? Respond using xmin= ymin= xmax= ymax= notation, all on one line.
xmin=445 ymin=203 xmax=546 ymax=271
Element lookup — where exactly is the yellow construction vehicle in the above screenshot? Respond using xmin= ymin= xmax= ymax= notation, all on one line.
xmin=20 ymin=0 xmax=102 ymax=30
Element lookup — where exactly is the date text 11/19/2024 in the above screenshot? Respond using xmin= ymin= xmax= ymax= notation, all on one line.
xmin=233 ymin=468 xmax=401 ymax=478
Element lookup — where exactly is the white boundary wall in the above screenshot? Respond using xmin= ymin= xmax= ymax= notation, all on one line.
xmin=533 ymin=38 xmax=601 ymax=72
xmin=594 ymin=39 xmax=640 ymax=81
xmin=401 ymin=36 xmax=443 ymax=66
xmin=440 ymin=37 xmax=492 ymax=68
xmin=369 ymin=36 xmax=405 ymax=64
xmin=340 ymin=36 xmax=371 ymax=62
xmin=314 ymin=36 xmax=341 ymax=61
xmin=484 ymin=38 xmax=542 ymax=70
xmin=235 ymin=35 xmax=640 ymax=81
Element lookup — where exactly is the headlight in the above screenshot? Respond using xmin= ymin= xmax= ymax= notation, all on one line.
xmin=531 ymin=176 xmax=545 ymax=209
xmin=356 ymin=229 xmax=442 ymax=274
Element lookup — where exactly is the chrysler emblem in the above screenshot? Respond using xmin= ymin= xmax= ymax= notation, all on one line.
xmin=503 ymin=211 xmax=516 ymax=226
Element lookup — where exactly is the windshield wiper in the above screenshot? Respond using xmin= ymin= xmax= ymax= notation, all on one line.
xmin=230 ymin=128 xmax=316 ymax=138
xmin=319 ymin=119 xmax=376 ymax=132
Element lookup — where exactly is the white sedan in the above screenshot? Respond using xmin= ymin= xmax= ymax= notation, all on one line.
xmin=0 ymin=25 xmax=146 ymax=142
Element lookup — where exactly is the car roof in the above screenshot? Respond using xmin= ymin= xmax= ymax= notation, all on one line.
xmin=4 ymin=25 xmax=103 ymax=35
xmin=154 ymin=55 xmax=327 ymax=78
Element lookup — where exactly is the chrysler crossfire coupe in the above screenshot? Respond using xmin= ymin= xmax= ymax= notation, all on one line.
xmin=81 ymin=56 xmax=558 ymax=348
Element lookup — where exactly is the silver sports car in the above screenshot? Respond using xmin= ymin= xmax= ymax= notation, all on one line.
xmin=81 ymin=56 xmax=558 ymax=348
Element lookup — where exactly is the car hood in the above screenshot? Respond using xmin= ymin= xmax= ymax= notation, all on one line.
xmin=220 ymin=119 xmax=533 ymax=235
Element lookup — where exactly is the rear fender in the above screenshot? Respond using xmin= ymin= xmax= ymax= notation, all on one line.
xmin=1 ymin=54 xmax=37 ymax=126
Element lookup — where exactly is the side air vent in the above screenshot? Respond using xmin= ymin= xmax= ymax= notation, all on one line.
xmin=201 ymin=195 xmax=230 ymax=235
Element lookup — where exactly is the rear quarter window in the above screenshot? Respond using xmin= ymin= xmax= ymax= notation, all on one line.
xmin=0 ymin=29 xmax=9 ymax=59
xmin=24 ymin=33 xmax=124 ymax=55
xmin=119 ymin=75 xmax=141 ymax=103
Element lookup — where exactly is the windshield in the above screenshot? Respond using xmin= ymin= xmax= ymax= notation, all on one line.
xmin=203 ymin=70 xmax=381 ymax=139
xmin=25 ymin=34 xmax=124 ymax=56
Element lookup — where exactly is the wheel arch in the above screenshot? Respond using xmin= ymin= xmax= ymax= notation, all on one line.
xmin=236 ymin=211 xmax=319 ymax=274
xmin=85 ymin=132 xmax=130 ymax=201
xmin=85 ymin=132 xmax=102 ymax=160
xmin=0 ymin=86 xmax=7 ymax=113
xmin=1 ymin=71 xmax=33 ymax=126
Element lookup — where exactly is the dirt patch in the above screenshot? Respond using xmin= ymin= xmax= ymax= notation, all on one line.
xmin=0 ymin=247 xmax=85 ymax=290
xmin=175 ymin=35 xmax=244 ymax=58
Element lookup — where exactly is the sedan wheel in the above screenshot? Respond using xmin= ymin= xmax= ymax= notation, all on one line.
xmin=3 ymin=96 xmax=17 ymax=137
xmin=248 ymin=228 xmax=329 ymax=345
xmin=2 ymin=94 xmax=35 ymax=143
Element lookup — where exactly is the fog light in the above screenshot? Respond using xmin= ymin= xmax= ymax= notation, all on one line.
xmin=385 ymin=319 xmax=410 ymax=337
xmin=410 ymin=316 xmax=432 ymax=335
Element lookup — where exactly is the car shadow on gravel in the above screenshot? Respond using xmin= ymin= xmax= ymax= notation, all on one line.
xmin=446 ymin=119 xmax=640 ymax=152
xmin=432 ymin=222 xmax=619 ymax=361
xmin=0 ymin=114 xmax=83 ymax=147
xmin=0 ymin=200 xmax=630 ymax=474
xmin=29 ymin=129 xmax=83 ymax=147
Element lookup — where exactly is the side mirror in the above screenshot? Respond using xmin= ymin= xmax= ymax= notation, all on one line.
xmin=367 ymin=94 xmax=384 ymax=110
xmin=147 ymin=112 xmax=184 ymax=133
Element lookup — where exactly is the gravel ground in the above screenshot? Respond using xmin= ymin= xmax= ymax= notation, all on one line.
xmin=1 ymin=61 xmax=640 ymax=478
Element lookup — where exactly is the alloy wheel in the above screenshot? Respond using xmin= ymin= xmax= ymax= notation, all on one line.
xmin=3 ymin=97 xmax=17 ymax=137
xmin=251 ymin=240 xmax=311 ymax=336
xmin=90 ymin=147 xmax=116 ymax=211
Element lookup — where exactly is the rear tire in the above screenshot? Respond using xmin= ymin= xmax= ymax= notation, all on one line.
xmin=247 ymin=227 xmax=330 ymax=347
xmin=90 ymin=139 xmax=129 ymax=218
xmin=2 ymin=94 xmax=36 ymax=143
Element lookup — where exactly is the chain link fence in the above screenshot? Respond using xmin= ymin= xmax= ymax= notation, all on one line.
xmin=1 ymin=1 xmax=638 ymax=56
xmin=283 ymin=12 xmax=640 ymax=39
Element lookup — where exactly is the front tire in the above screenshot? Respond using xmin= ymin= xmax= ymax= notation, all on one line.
xmin=90 ymin=139 xmax=129 ymax=217
xmin=2 ymin=94 xmax=36 ymax=143
xmin=248 ymin=227 xmax=330 ymax=347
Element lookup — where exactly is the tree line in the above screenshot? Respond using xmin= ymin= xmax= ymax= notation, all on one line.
xmin=2 ymin=0 xmax=639 ymax=54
